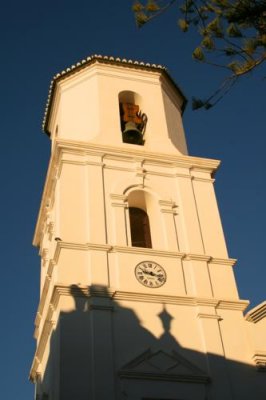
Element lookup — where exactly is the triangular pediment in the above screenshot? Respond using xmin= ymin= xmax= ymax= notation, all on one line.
xmin=119 ymin=349 xmax=210 ymax=384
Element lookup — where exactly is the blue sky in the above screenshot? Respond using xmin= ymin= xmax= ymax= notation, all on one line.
xmin=0 ymin=1 xmax=265 ymax=398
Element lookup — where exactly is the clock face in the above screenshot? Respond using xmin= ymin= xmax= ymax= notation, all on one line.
xmin=135 ymin=261 xmax=166 ymax=288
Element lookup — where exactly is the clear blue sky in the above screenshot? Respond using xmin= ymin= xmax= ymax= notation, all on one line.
xmin=0 ymin=1 xmax=265 ymax=398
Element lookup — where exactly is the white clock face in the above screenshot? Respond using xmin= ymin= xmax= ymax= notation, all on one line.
xmin=135 ymin=261 xmax=166 ymax=288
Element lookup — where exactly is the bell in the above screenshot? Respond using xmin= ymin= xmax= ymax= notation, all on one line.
xmin=122 ymin=121 xmax=144 ymax=145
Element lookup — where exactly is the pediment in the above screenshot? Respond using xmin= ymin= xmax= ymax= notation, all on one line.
xmin=119 ymin=349 xmax=209 ymax=383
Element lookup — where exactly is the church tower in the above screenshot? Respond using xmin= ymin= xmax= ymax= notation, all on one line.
xmin=30 ymin=55 xmax=266 ymax=400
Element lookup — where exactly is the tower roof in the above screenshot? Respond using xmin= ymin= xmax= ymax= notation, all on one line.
xmin=42 ymin=54 xmax=187 ymax=135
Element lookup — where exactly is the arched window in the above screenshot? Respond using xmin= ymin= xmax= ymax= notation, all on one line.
xmin=129 ymin=207 xmax=152 ymax=248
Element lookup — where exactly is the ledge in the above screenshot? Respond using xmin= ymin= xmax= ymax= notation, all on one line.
xmin=252 ymin=351 xmax=266 ymax=371
xmin=245 ymin=301 xmax=266 ymax=323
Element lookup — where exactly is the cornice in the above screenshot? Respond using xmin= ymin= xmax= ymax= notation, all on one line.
xmin=53 ymin=241 xmax=112 ymax=262
xmin=245 ymin=301 xmax=266 ymax=323
xmin=209 ymin=257 xmax=237 ymax=266
xmin=30 ymin=319 xmax=55 ymax=382
xmin=32 ymin=147 xmax=60 ymax=247
xmin=184 ymin=254 xmax=236 ymax=267
xmin=197 ymin=313 xmax=222 ymax=320
xmin=113 ymin=291 xmax=248 ymax=311
xmin=252 ymin=351 xmax=266 ymax=370
xmin=43 ymin=54 xmax=187 ymax=134
xmin=184 ymin=254 xmax=211 ymax=262
xmin=118 ymin=370 xmax=210 ymax=383
xmin=216 ymin=299 xmax=249 ymax=311
xmin=55 ymin=139 xmax=221 ymax=170
xmin=110 ymin=245 xmax=185 ymax=258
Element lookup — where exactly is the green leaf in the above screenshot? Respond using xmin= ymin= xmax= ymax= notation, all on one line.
xmin=227 ymin=23 xmax=242 ymax=37
xmin=178 ymin=18 xmax=189 ymax=32
xmin=244 ymin=39 xmax=257 ymax=55
xmin=132 ymin=1 xmax=144 ymax=12
xmin=206 ymin=18 xmax=223 ymax=38
xmin=146 ymin=0 xmax=160 ymax=12
xmin=135 ymin=12 xmax=149 ymax=27
xmin=180 ymin=0 xmax=193 ymax=13
xmin=260 ymin=35 xmax=266 ymax=46
xmin=201 ymin=36 xmax=215 ymax=50
xmin=192 ymin=47 xmax=205 ymax=61
xmin=228 ymin=61 xmax=241 ymax=73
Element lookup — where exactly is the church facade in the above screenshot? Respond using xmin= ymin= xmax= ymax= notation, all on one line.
xmin=30 ymin=55 xmax=266 ymax=400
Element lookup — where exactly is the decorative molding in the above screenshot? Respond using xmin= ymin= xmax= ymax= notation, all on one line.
xmin=113 ymin=290 xmax=248 ymax=311
xmin=47 ymin=221 xmax=54 ymax=240
xmin=209 ymin=257 xmax=237 ymax=267
xmin=89 ymin=304 xmax=114 ymax=311
xmin=175 ymin=173 xmax=191 ymax=179
xmin=197 ymin=313 xmax=222 ymax=320
xmin=159 ymin=200 xmax=178 ymax=215
xmin=119 ymin=349 xmax=210 ymax=384
xmin=111 ymin=202 xmax=127 ymax=208
xmin=196 ymin=298 xmax=218 ymax=307
xmin=183 ymin=254 xmax=211 ymax=262
xmin=41 ymin=248 xmax=49 ymax=267
xmin=34 ymin=276 xmax=52 ymax=338
xmin=104 ymin=164 xmax=133 ymax=172
xmin=184 ymin=254 xmax=237 ymax=267
xmin=245 ymin=301 xmax=266 ymax=323
xmin=216 ymin=299 xmax=249 ymax=311
xmin=118 ymin=370 xmax=209 ymax=383
xmin=192 ymin=176 xmax=215 ymax=183
xmin=47 ymin=260 xmax=56 ymax=278
xmin=252 ymin=351 xmax=266 ymax=370
xmin=110 ymin=193 xmax=128 ymax=207
xmin=61 ymin=159 xmax=105 ymax=167
xmin=30 ymin=320 xmax=55 ymax=382
xmin=110 ymin=245 xmax=185 ymax=258
xmin=110 ymin=193 xmax=127 ymax=201
xmin=53 ymin=139 xmax=220 ymax=169
xmin=53 ymin=241 xmax=112 ymax=263
xmin=146 ymin=170 xmax=176 ymax=178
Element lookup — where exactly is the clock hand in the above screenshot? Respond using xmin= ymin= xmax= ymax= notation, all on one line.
xmin=140 ymin=268 xmax=149 ymax=274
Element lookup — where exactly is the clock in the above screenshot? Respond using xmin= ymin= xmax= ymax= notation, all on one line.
xmin=135 ymin=261 xmax=166 ymax=288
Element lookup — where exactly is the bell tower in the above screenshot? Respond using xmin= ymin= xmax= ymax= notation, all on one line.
xmin=30 ymin=55 xmax=266 ymax=400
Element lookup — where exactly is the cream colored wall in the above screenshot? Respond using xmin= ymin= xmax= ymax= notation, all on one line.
xmin=31 ymin=61 xmax=266 ymax=400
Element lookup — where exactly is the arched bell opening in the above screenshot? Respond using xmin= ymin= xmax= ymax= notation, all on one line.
xmin=118 ymin=91 xmax=147 ymax=145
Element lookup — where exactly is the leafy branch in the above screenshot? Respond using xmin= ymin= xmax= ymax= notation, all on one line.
xmin=133 ymin=0 xmax=266 ymax=109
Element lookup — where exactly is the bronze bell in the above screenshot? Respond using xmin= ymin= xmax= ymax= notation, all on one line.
xmin=122 ymin=121 xmax=144 ymax=145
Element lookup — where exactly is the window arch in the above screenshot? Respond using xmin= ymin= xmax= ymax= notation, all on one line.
xmin=129 ymin=207 xmax=152 ymax=248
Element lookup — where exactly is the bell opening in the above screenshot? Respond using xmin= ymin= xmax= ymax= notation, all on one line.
xmin=119 ymin=102 xmax=146 ymax=146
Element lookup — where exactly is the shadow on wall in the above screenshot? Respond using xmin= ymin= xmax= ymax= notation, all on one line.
xmin=35 ymin=285 xmax=265 ymax=400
